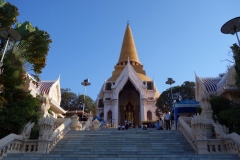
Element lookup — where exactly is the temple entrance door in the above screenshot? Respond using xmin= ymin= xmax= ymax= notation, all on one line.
xmin=147 ymin=111 xmax=152 ymax=120
xmin=125 ymin=101 xmax=134 ymax=123
xmin=107 ymin=111 xmax=112 ymax=126
xmin=118 ymin=80 xmax=140 ymax=126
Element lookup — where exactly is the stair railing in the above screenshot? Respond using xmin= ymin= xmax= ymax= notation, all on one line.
xmin=0 ymin=118 xmax=72 ymax=159
xmin=0 ymin=135 xmax=38 ymax=160
xmin=37 ymin=118 xmax=71 ymax=153
xmin=178 ymin=117 xmax=197 ymax=151
xmin=47 ymin=118 xmax=71 ymax=153
xmin=178 ymin=116 xmax=240 ymax=157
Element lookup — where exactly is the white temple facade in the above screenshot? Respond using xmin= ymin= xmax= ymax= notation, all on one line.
xmin=23 ymin=74 xmax=66 ymax=118
xmin=96 ymin=24 xmax=160 ymax=126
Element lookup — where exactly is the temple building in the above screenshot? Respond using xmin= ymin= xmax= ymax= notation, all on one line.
xmin=195 ymin=65 xmax=240 ymax=103
xmin=23 ymin=74 xmax=66 ymax=118
xmin=96 ymin=24 xmax=160 ymax=126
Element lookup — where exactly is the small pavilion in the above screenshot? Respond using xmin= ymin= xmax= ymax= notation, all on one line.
xmin=172 ymin=100 xmax=200 ymax=129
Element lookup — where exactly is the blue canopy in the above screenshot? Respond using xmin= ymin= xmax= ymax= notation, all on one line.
xmin=92 ymin=115 xmax=103 ymax=122
xmin=173 ymin=100 xmax=200 ymax=130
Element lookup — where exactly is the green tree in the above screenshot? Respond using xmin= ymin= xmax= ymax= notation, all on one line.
xmin=0 ymin=0 xmax=19 ymax=29
xmin=210 ymin=96 xmax=233 ymax=121
xmin=0 ymin=0 xmax=51 ymax=99
xmin=156 ymin=81 xmax=195 ymax=113
xmin=0 ymin=0 xmax=52 ymax=87
xmin=75 ymin=94 xmax=94 ymax=113
xmin=60 ymin=88 xmax=95 ymax=114
xmin=60 ymin=88 xmax=77 ymax=110
xmin=231 ymin=43 xmax=240 ymax=88
xmin=179 ymin=81 xmax=195 ymax=100
xmin=0 ymin=92 xmax=40 ymax=138
xmin=14 ymin=22 xmax=52 ymax=76
xmin=0 ymin=1 xmax=51 ymax=138
xmin=210 ymin=96 xmax=240 ymax=133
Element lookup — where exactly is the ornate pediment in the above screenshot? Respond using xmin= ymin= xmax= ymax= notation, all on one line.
xmin=111 ymin=61 xmax=147 ymax=100
xmin=48 ymin=77 xmax=61 ymax=105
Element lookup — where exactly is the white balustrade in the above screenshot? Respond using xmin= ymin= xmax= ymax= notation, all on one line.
xmin=178 ymin=116 xmax=240 ymax=157
xmin=0 ymin=118 xmax=72 ymax=159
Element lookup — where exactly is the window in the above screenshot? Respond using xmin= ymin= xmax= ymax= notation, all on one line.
xmin=105 ymin=82 xmax=115 ymax=90
xmin=106 ymin=83 xmax=112 ymax=90
xmin=98 ymin=99 xmax=104 ymax=108
xmin=147 ymin=82 xmax=153 ymax=90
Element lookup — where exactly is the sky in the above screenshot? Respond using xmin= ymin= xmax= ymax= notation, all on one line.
xmin=6 ymin=0 xmax=240 ymax=100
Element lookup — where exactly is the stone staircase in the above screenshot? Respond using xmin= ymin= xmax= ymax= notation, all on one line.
xmin=4 ymin=128 xmax=239 ymax=160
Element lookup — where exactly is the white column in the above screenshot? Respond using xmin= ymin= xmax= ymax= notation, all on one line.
xmin=103 ymin=103 xmax=108 ymax=122
xmin=113 ymin=99 xmax=118 ymax=127
xmin=140 ymin=99 xmax=145 ymax=122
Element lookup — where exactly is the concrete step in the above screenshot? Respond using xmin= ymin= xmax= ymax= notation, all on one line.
xmin=3 ymin=129 xmax=239 ymax=160
xmin=4 ymin=153 xmax=239 ymax=160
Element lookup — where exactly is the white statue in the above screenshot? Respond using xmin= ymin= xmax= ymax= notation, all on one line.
xmin=82 ymin=119 xmax=92 ymax=130
xmin=71 ymin=114 xmax=82 ymax=130
xmin=38 ymin=114 xmax=56 ymax=140
xmin=21 ymin=121 xmax=35 ymax=140
xmin=191 ymin=113 xmax=207 ymax=140
xmin=81 ymin=111 xmax=102 ymax=130
xmin=212 ymin=121 xmax=240 ymax=143
xmin=88 ymin=111 xmax=93 ymax=122
xmin=92 ymin=119 xmax=101 ymax=130
xmin=212 ymin=121 xmax=229 ymax=139
xmin=40 ymin=94 xmax=51 ymax=117
xmin=200 ymin=91 xmax=211 ymax=112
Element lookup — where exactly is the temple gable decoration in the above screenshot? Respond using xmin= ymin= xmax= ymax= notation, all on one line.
xmin=111 ymin=60 xmax=147 ymax=100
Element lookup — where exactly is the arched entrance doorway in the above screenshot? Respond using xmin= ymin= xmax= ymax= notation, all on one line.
xmin=118 ymin=80 xmax=140 ymax=126
xmin=147 ymin=111 xmax=152 ymax=120
xmin=107 ymin=110 xmax=112 ymax=126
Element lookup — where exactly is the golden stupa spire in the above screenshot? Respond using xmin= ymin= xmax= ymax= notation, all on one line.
xmin=108 ymin=22 xmax=150 ymax=81
xmin=117 ymin=22 xmax=140 ymax=64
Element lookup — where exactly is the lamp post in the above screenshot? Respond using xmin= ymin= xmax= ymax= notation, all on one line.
xmin=221 ymin=17 xmax=240 ymax=46
xmin=81 ymin=78 xmax=91 ymax=120
xmin=165 ymin=78 xmax=175 ymax=103
xmin=0 ymin=27 xmax=22 ymax=67
xmin=166 ymin=78 xmax=175 ymax=129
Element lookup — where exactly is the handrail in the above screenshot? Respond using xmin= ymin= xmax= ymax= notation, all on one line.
xmin=46 ymin=118 xmax=71 ymax=153
xmin=0 ymin=118 xmax=72 ymax=159
xmin=178 ymin=116 xmax=240 ymax=157
xmin=0 ymin=134 xmax=23 ymax=150
xmin=49 ymin=118 xmax=71 ymax=141
xmin=178 ymin=117 xmax=196 ymax=151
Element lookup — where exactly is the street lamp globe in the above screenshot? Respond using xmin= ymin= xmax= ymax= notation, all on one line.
xmin=221 ymin=17 xmax=240 ymax=46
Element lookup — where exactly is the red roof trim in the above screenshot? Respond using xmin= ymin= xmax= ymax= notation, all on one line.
xmin=38 ymin=81 xmax=55 ymax=95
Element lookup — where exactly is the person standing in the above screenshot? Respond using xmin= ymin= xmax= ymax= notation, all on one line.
xmin=159 ymin=118 xmax=163 ymax=130
xmin=118 ymin=124 xmax=121 ymax=130
xmin=164 ymin=111 xmax=171 ymax=130
xmin=125 ymin=121 xmax=129 ymax=130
